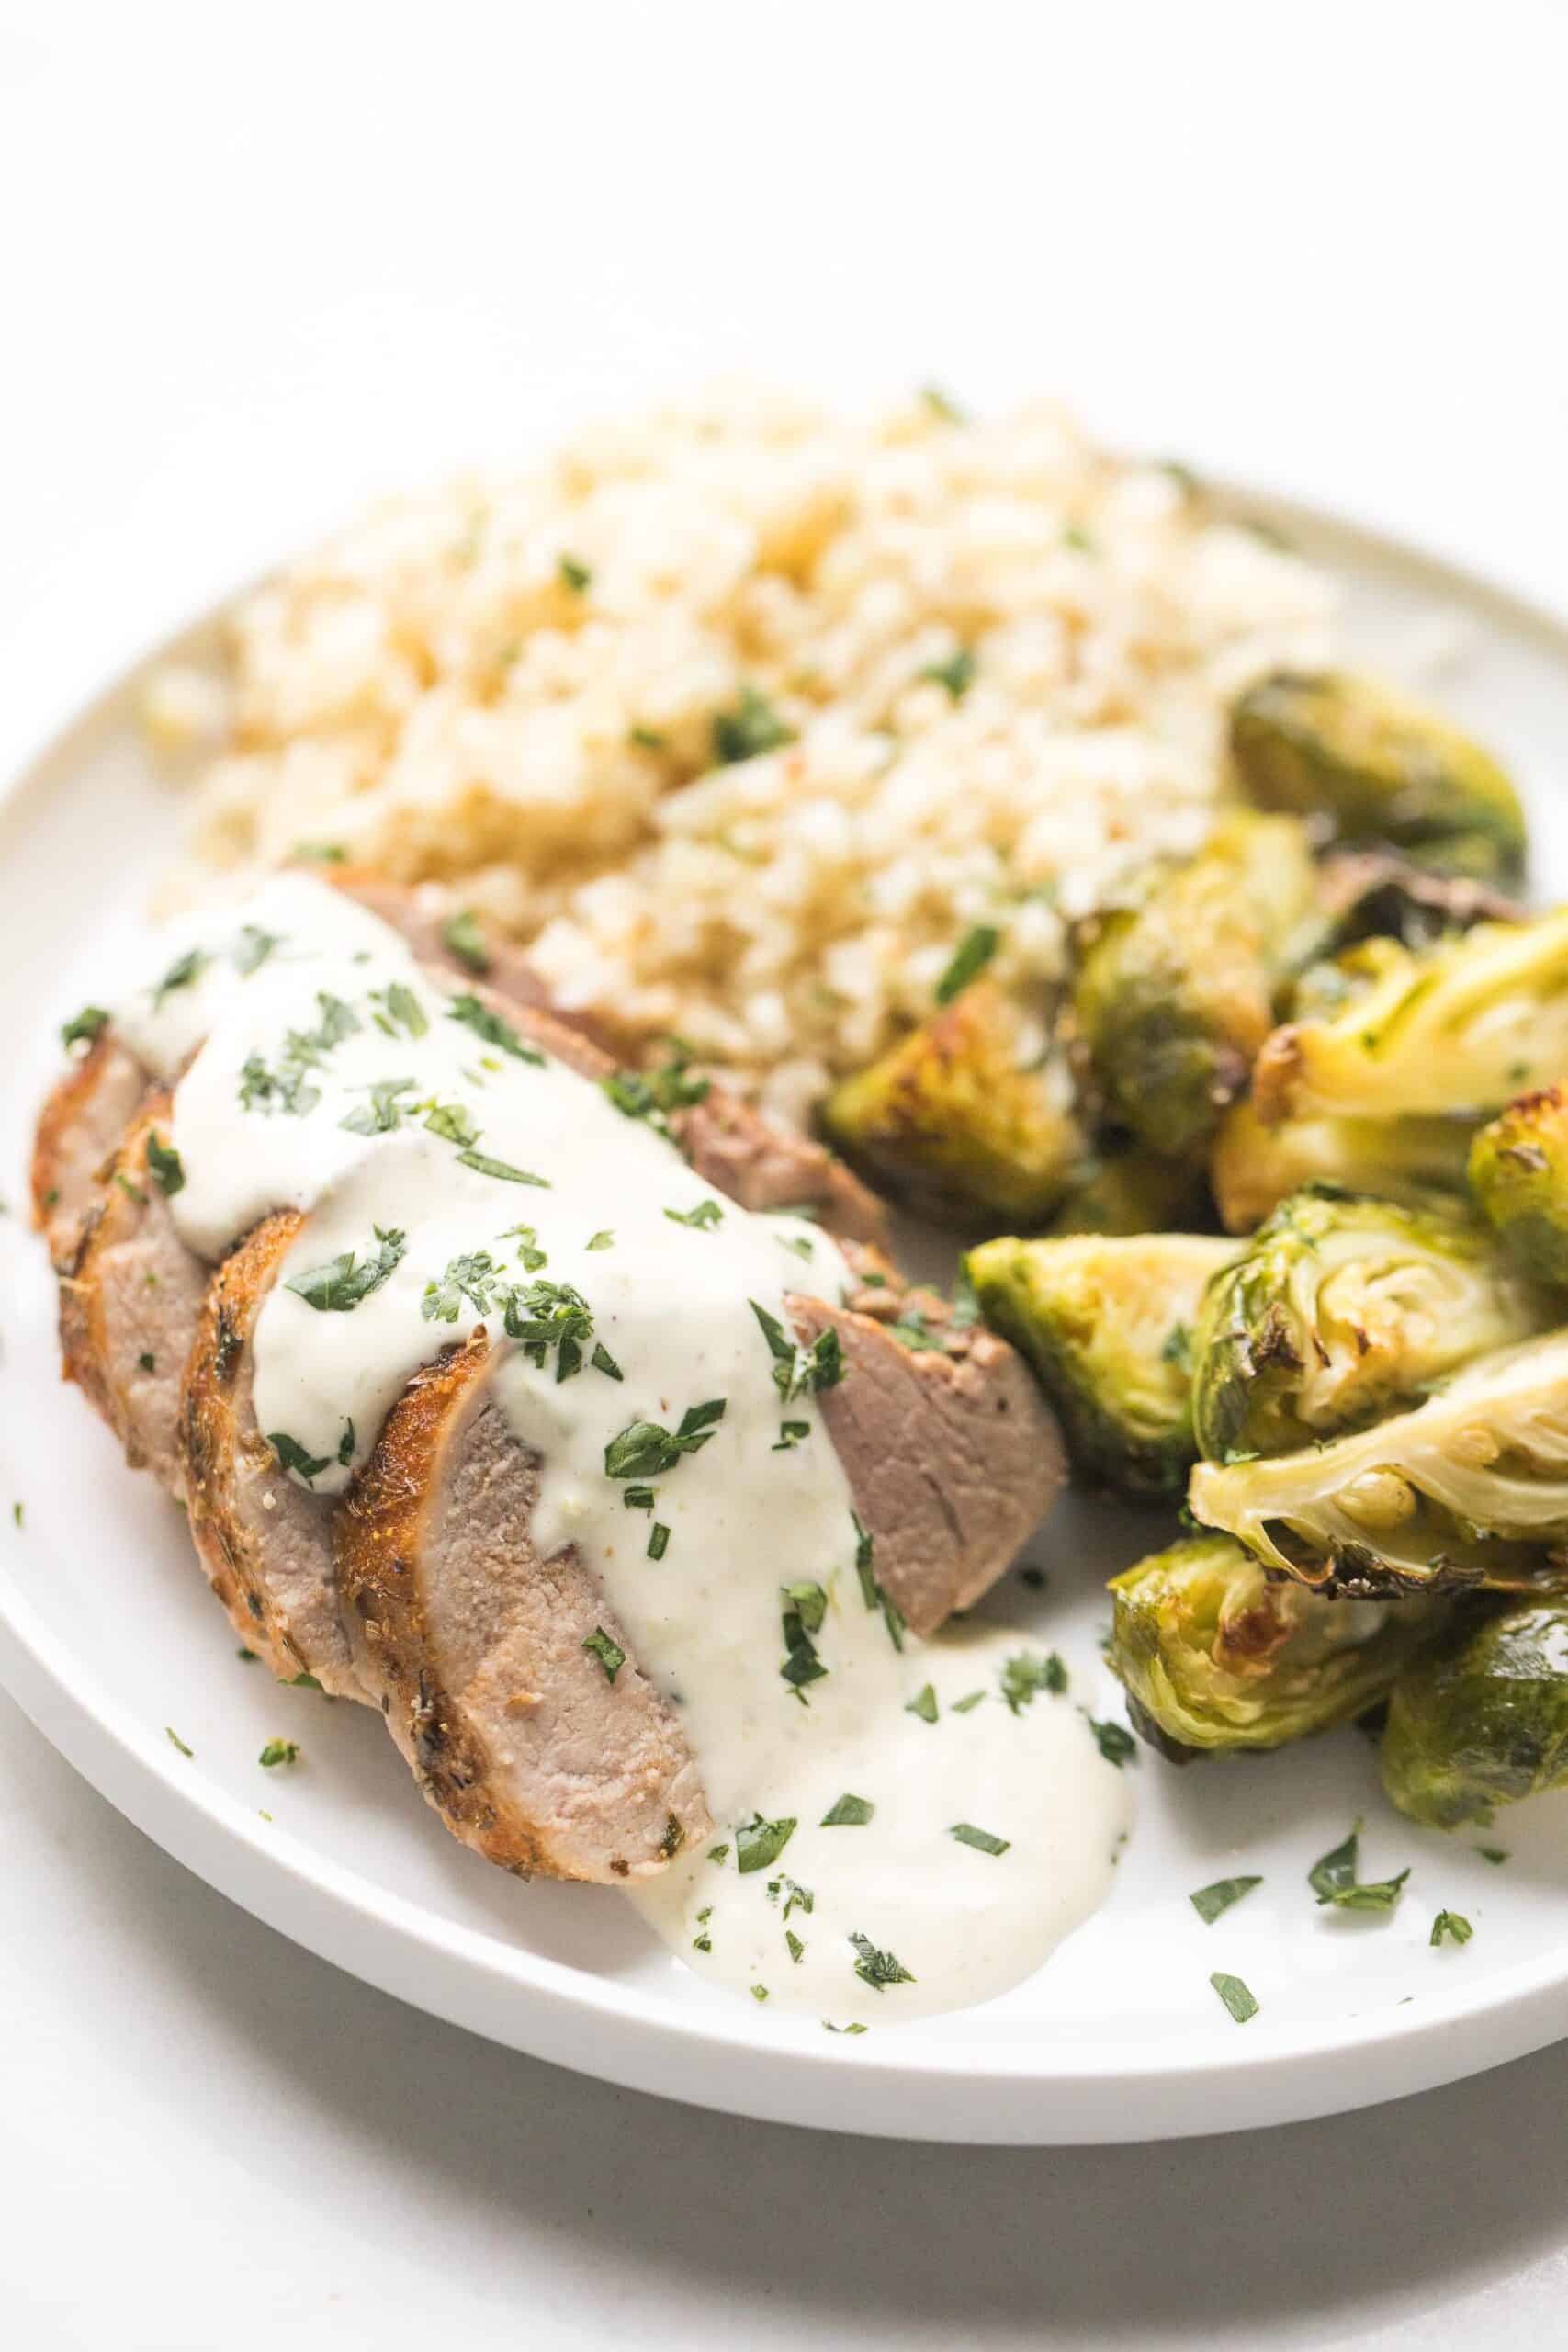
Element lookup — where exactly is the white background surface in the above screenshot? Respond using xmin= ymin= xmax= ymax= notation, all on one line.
xmin=4 ymin=2 xmax=1568 ymax=2343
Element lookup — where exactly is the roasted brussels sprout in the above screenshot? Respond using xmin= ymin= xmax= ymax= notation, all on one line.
xmin=1045 ymin=1146 xmax=1215 ymax=1238
xmin=1469 ymin=1085 xmax=1568 ymax=1289
xmin=1381 ymin=1599 xmax=1568 ymax=1826
xmin=1110 ymin=1534 xmax=1441 ymax=1757
xmin=1230 ymin=670 xmax=1527 ymax=883
xmin=1210 ymin=1098 xmax=1475 ymax=1235
xmin=1253 ymin=910 xmax=1568 ymax=1127
xmin=1072 ymin=812 xmax=1318 ymax=1159
xmin=967 ymin=1231 xmax=1237 ymax=1498
xmin=1315 ymin=849 xmax=1524 ymax=956
xmin=821 ymin=978 xmax=1085 ymax=1224
xmin=1191 ymin=1187 xmax=1551 ymax=1460
xmin=1189 ymin=1329 xmax=1568 ymax=1596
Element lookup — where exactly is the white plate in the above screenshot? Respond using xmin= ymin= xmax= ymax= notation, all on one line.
xmin=6 ymin=492 xmax=1568 ymax=2145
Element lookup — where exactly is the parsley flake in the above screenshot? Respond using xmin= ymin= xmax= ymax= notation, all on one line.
xmin=1190 ymin=1876 xmax=1262 ymax=1926
xmin=935 ymin=922 xmax=999 ymax=1002
xmin=288 ymin=1226 xmax=406 ymax=1313
xmin=581 ymin=1626 xmax=626 ymax=1683
xmin=1210 ymin=1972 xmax=1259 ymax=2024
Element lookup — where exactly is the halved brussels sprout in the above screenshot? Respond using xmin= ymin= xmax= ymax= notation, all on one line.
xmin=1191 ymin=1186 xmax=1551 ymax=1460
xmin=1110 ymin=1534 xmax=1441 ymax=1756
xmin=1209 ymin=1097 xmax=1475 ymax=1235
xmin=1072 ymin=812 xmax=1318 ymax=1159
xmin=1189 ymin=1329 xmax=1568 ymax=1596
xmin=1468 ymin=1085 xmax=1568 ymax=1289
xmin=821 ymin=978 xmax=1085 ymax=1224
xmin=1253 ymin=910 xmax=1568 ymax=1127
xmin=967 ymin=1231 xmax=1237 ymax=1498
xmin=1382 ymin=1600 xmax=1568 ymax=1827
xmin=1230 ymin=670 xmax=1527 ymax=882
xmin=1045 ymin=1146 xmax=1215 ymax=1238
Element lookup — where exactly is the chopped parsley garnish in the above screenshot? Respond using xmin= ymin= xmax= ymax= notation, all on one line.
xmin=604 ymin=1399 xmax=726 ymax=1479
xmin=886 ymin=1307 xmax=936 ymax=1352
xmin=749 ymin=1300 xmax=845 ymax=1402
xmin=146 ymin=1131 xmax=186 ymax=1196
xmin=1160 ymin=1322 xmax=1193 ymax=1370
xmin=950 ymin=1823 xmax=1010 ymax=1857
xmin=628 ymin=725 xmax=668 ymax=752
xmin=919 ymin=382 xmax=966 ymax=423
xmin=165 ymin=1725 xmax=193 ymax=1758
xmin=749 ymin=1984 xmax=770 ymax=2004
xmin=736 ymin=1814 xmax=796 ymax=1874
xmin=292 ymin=1671 xmax=325 ymax=1690
xmin=370 ymin=981 xmax=428 ymax=1039
xmin=232 ymin=923 xmax=282 ymax=976
xmin=457 ymin=1148 xmax=550 ymax=1186
xmin=1088 ymin=1717 xmax=1137 ymax=1769
xmin=266 ymin=1431 xmax=333 ymax=1487
xmin=780 ymin=1581 xmax=829 ymax=1694
xmin=585 ymin=1229 xmax=615 ymax=1251
xmin=707 ymin=1843 xmax=730 ymax=1864
xmin=259 ymin=1738 xmax=299 ymax=1769
xmin=446 ymin=992 xmax=544 ymax=1063
xmin=421 ymin=1249 xmax=500 ymax=1324
xmin=502 ymin=1222 xmax=549 ymax=1272
xmin=591 ymin=1343 xmax=624 ymax=1382
xmin=905 ymin=1684 xmax=939 ymax=1724
xmin=772 ymin=1419 xmax=811 ymax=1452
xmin=712 ymin=684 xmax=795 ymax=766
xmin=776 ymin=1231 xmax=815 ymax=1262
xmin=999 ymin=1649 xmax=1067 ymax=1713
xmin=935 ymin=922 xmax=999 ymax=1003
xmin=1018 ymin=1566 xmax=1047 ymax=1591
xmin=602 ymin=1046 xmax=710 ymax=1132
xmin=502 ymin=1278 xmax=597 ymax=1380
xmin=423 ymin=1099 xmax=480 ymax=1147
xmin=821 ymin=1793 xmax=874 ymax=1826
xmin=850 ymin=1931 xmax=914 ymax=1990
xmin=622 ymin=1485 xmax=657 ymax=1512
xmin=114 ymin=1170 xmax=149 ymax=1207
xmin=693 ymin=1933 xmax=713 ymax=1953
xmin=440 ymin=910 xmax=491 ymax=974
xmin=288 ymin=1225 xmax=406 ymax=1312
xmin=152 ymin=945 xmax=209 ymax=1007
xmin=1210 ymin=1972 xmax=1259 ymax=2024
xmin=1431 ymin=1909 xmax=1473 ymax=1948
xmin=549 ymin=551 xmax=591 ymax=594
xmin=581 ymin=1626 xmax=626 ymax=1683
xmin=61 ymin=1003 xmax=109 ymax=1050
xmin=293 ymin=841 xmax=346 ymax=864
xmin=823 ymin=2020 xmax=867 ymax=2036
xmin=851 ymin=1511 xmax=905 ymax=1652
xmin=786 ymin=1931 xmax=805 ymax=1964
xmin=237 ymin=1647 xmax=256 ymax=1661
xmin=648 ymin=1522 xmax=671 ymax=1561
xmin=952 ymin=1690 xmax=985 ymax=1713
xmin=659 ymin=1816 xmax=684 ymax=1860
xmin=1063 ymin=524 xmax=1096 ymax=554
xmin=663 ymin=1199 xmax=723 ymax=1231
xmin=767 ymin=1875 xmax=814 ymax=1919
xmin=340 ymin=1076 xmax=416 ymax=1135
xmin=1477 ymin=1847 xmax=1509 ymax=1865
xmin=1307 ymin=1826 xmax=1409 ymax=1913
xmin=919 ymin=646 xmax=976 ymax=702
xmin=138 ymin=1351 xmax=156 ymax=1374
xmin=241 ymin=991 xmax=359 ymax=1117
xmin=1190 ymin=1875 xmax=1263 ymax=1926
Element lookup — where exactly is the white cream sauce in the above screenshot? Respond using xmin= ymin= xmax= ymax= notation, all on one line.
xmin=109 ymin=873 xmax=1131 ymax=2025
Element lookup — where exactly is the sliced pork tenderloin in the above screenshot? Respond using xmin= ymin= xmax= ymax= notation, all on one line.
xmin=32 ymin=1032 xmax=150 ymax=1269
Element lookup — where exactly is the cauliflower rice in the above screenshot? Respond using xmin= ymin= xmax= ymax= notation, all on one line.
xmin=153 ymin=387 xmax=1336 ymax=1122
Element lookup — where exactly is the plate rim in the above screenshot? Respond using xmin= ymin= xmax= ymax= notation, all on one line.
xmin=7 ymin=489 xmax=1568 ymax=2144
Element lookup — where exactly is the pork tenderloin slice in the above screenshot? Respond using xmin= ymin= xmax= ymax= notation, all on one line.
xmin=335 ymin=1330 xmax=709 ymax=1882
xmin=787 ymin=1295 xmax=1065 ymax=1635
xmin=58 ymin=1092 xmax=209 ymax=1494
xmin=673 ymin=1093 xmax=884 ymax=1243
xmin=32 ymin=1033 xmax=150 ymax=1268
xmin=180 ymin=1210 xmax=367 ymax=1697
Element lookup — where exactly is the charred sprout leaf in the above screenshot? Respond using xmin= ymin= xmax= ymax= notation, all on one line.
xmin=999 ymin=1649 xmax=1067 ymax=1713
xmin=737 ymin=1813 xmax=797 ymax=1873
xmin=446 ymin=992 xmax=544 ymax=1063
xmin=1190 ymin=1875 xmax=1263 ymax=1924
xmin=1210 ymin=1097 xmax=1476 ymax=1236
xmin=1072 ymin=812 xmax=1318 ymax=1158
xmin=1190 ymin=1187 xmax=1550 ymax=1460
xmin=968 ymin=1232 xmax=1237 ymax=1500
xmin=1108 ymin=1535 xmax=1443 ymax=1754
xmin=712 ymin=685 xmax=795 ymax=766
xmin=1382 ymin=1599 xmax=1568 ymax=1827
xmin=604 ymin=1399 xmax=726 ymax=1479
xmin=288 ymin=1226 xmax=407 ymax=1312
xmin=850 ymin=1931 xmax=915 ymax=1989
xmin=267 ymin=1431 xmax=333 ymax=1487
xmin=821 ymin=1793 xmax=875 ymax=1826
xmin=146 ymin=1131 xmax=186 ymax=1197
xmin=1210 ymin=1972 xmax=1259 ymax=2024
xmin=62 ymin=1004 xmax=109 ymax=1051
xmin=1230 ymin=670 xmax=1526 ymax=882
xmin=1189 ymin=1330 xmax=1568 ymax=1597
xmin=822 ymin=979 xmax=1085 ymax=1225
xmin=1254 ymin=910 xmax=1568 ymax=1127
xmin=1431 ymin=1909 xmax=1473 ymax=1947
xmin=440 ymin=909 xmax=491 ymax=974
xmin=1469 ymin=1085 xmax=1568 ymax=1289
xmin=581 ymin=1626 xmax=626 ymax=1683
